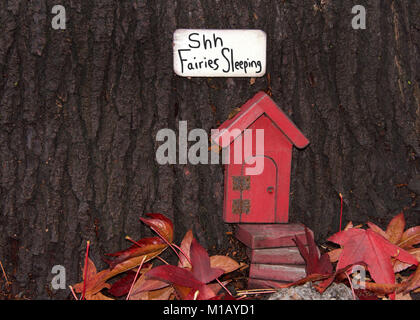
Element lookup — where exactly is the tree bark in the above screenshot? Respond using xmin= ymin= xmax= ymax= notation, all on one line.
xmin=0 ymin=0 xmax=418 ymax=298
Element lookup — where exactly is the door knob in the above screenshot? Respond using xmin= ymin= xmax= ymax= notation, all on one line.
xmin=267 ymin=186 xmax=274 ymax=193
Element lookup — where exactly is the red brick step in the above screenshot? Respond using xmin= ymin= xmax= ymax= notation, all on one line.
xmin=249 ymin=263 xmax=306 ymax=282
xmin=247 ymin=247 xmax=305 ymax=265
xmin=235 ymin=223 xmax=309 ymax=248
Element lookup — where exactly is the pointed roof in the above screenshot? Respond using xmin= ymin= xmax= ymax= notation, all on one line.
xmin=211 ymin=91 xmax=310 ymax=149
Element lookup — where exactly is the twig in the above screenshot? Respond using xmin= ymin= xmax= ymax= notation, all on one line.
xmin=68 ymin=285 xmax=79 ymax=300
xmin=216 ymin=278 xmax=232 ymax=296
xmin=125 ymin=236 xmax=141 ymax=246
xmin=339 ymin=193 xmax=343 ymax=232
xmin=0 ymin=260 xmax=10 ymax=287
xmin=156 ymin=255 xmax=170 ymax=265
xmin=126 ymin=255 xmax=147 ymax=300
xmin=236 ymin=288 xmax=277 ymax=295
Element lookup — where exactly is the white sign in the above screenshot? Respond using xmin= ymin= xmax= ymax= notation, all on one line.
xmin=173 ymin=29 xmax=266 ymax=77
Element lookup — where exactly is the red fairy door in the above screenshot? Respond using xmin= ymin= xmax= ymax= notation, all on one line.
xmin=234 ymin=155 xmax=277 ymax=223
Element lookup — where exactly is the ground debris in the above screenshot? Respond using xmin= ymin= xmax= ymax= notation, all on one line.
xmin=267 ymin=282 xmax=354 ymax=300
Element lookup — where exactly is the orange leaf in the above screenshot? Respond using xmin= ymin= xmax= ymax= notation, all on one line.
xmin=129 ymin=271 xmax=173 ymax=300
xmin=129 ymin=270 xmax=169 ymax=299
xmin=395 ymin=292 xmax=412 ymax=300
xmin=210 ymin=255 xmax=240 ymax=274
xmin=398 ymin=226 xmax=420 ymax=249
xmin=385 ymin=212 xmax=405 ymax=244
xmin=327 ymin=248 xmax=342 ymax=263
xmin=363 ymin=281 xmax=405 ymax=295
xmin=367 ymin=222 xmax=388 ymax=239
xmin=344 ymin=221 xmax=354 ymax=231
xmin=178 ymin=230 xmax=193 ymax=268
xmin=73 ymin=258 xmax=112 ymax=298
xmin=87 ymin=292 xmax=114 ymax=300
xmin=404 ymin=264 xmax=420 ymax=293
xmin=147 ymin=286 xmax=175 ymax=300
xmin=393 ymin=248 xmax=420 ymax=273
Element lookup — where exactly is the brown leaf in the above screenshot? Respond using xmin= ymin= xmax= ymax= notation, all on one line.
xmin=73 ymin=258 xmax=112 ymax=298
xmin=367 ymin=222 xmax=388 ymax=239
xmin=327 ymin=248 xmax=342 ymax=263
xmin=398 ymin=226 xmax=420 ymax=249
xmin=178 ymin=230 xmax=193 ymax=268
xmin=403 ymin=264 xmax=420 ymax=293
xmin=129 ymin=270 xmax=174 ymax=300
xmin=385 ymin=212 xmax=405 ymax=244
xmin=344 ymin=221 xmax=354 ymax=231
xmin=210 ymin=255 xmax=240 ymax=274
xmin=395 ymin=292 xmax=412 ymax=300
xmin=147 ymin=286 xmax=174 ymax=300
xmin=107 ymin=249 xmax=167 ymax=279
xmin=363 ymin=281 xmax=405 ymax=295
xmin=87 ymin=292 xmax=114 ymax=300
xmin=393 ymin=248 xmax=420 ymax=273
xmin=129 ymin=269 xmax=169 ymax=299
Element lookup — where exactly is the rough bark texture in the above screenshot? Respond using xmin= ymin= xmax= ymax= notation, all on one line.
xmin=0 ymin=0 xmax=419 ymax=299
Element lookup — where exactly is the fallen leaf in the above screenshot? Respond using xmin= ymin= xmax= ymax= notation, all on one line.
xmin=178 ymin=230 xmax=193 ymax=268
xmin=139 ymin=213 xmax=174 ymax=243
xmin=210 ymin=255 xmax=240 ymax=274
xmin=73 ymin=258 xmax=112 ymax=299
xmin=190 ymin=239 xmax=224 ymax=284
xmin=328 ymin=228 xmax=418 ymax=286
xmin=108 ymin=270 xmax=137 ymax=297
xmin=327 ymin=248 xmax=342 ymax=263
xmin=393 ymin=248 xmax=420 ymax=272
xmin=104 ymin=213 xmax=173 ymax=269
xmin=385 ymin=212 xmax=405 ymax=244
xmin=404 ymin=264 xmax=420 ymax=293
xmin=294 ymin=227 xmax=333 ymax=275
xmin=147 ymin=238 xmax=225 ymax=300
xmin=367 ymin=222 xmax=388 ymax=239
xmin=398 ymin=226 xmax=420 ymax=249
xmin=395 ymin=292 xmax=412 ymax=300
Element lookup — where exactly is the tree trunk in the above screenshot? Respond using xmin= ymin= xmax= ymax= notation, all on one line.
xmin=0 ymin=0 xmax=418 ymax=299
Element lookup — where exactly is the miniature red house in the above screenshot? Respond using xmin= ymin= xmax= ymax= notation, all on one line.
xmin=212 ymin=91 xmax=309 ymax=223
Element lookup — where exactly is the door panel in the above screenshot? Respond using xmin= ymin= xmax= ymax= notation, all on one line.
xmin=239 ymin=155 xmax=277 ymax=223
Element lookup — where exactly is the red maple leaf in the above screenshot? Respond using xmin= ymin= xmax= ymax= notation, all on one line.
xmin=146 ymin=238 xmax=224 ymax=300
xmin=294 ymin=227 xmax=333 ymax=276
xmin=328 ymin=228 xmax=418 ymax=285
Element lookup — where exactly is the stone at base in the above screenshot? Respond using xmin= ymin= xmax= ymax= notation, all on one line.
xmin=249 ymin=263 xmax=306 ymax=282
xmin=267 ymin=282 xmax=354 ymax=300
xmin=235 ymin=223 xmax=310 ymax=248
